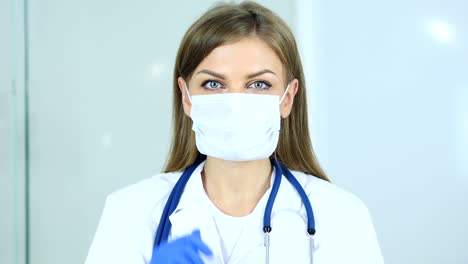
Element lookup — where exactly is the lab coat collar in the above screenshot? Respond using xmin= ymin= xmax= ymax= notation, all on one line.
xmin=169 ymin=161 xmax=303 ymax=216
xmin=167 ymin=161 xmax=305 ymax=263
xmin=167 ymin=161 xmax=225 ymax=263
xmin=170 ymin=160 xmax=208 ymax=214
xmin=228 ymin=168 xmax=305 ymax=262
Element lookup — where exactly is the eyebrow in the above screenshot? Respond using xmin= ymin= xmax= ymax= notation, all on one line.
xmin=196 ymin=69 xmax=277 ymax=80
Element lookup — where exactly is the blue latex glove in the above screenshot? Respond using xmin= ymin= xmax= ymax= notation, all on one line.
xmin=150 ymin=229 xmax=213 ymax=264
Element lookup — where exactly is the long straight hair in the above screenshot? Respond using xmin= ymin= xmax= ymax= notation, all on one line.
xmin=164 ymin=1 xmax=330 ymax=182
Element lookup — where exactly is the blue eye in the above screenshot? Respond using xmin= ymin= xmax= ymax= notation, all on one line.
xmin=248 ymin=81 xmax=272 ymax=90
xmin=202 ymin=80 xmax=224 ymax=90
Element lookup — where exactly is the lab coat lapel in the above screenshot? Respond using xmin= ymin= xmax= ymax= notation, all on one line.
xmin=169 ymin=209 xmax=225 ymax=264
xmin=168 ymin=161 xmax=225 ymax=264
xmin=226 ymin=211 xmax=264 ymax=263
xmin=268 ymin=174 xmax=317 ymax=263
xmin=229 ymin=174 xmax=306 ymax=263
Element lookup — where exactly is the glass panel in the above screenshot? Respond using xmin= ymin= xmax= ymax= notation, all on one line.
xmin=26 ymin=1 xmax=295 ymax=263
xmin=0 ymin=0 xmax=27 ymax=264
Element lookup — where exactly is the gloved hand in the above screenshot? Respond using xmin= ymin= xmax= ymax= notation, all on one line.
xmin=150 ymin=229 xmax=213 ymax=264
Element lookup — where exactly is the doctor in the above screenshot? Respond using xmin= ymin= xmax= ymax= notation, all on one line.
xmin=85 ymin=1 xmax=384 ymax=264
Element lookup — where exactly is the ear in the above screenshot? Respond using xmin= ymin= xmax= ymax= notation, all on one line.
xmin=280 ymin=78 xmax=299 ymax=118
xmin=178 ymin=77 xmax=192 ymax=117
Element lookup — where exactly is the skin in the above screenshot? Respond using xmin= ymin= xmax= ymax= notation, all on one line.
xmin=177 ymin=36 xmax=299 ymax=217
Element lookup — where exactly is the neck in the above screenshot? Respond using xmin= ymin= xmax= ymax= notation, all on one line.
xmin=202 ymin=156 xmax=272 ymax=217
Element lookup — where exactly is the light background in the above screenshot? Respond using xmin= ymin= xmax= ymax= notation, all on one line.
xmin=1 ymin=0 xmax=467 ymax=263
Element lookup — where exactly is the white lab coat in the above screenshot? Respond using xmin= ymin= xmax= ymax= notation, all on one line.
xmin=85 ymin=161 xmax=384 ymax=264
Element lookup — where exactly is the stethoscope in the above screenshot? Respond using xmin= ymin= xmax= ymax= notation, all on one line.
xmin=152 ymin=155 xmax=316 ymax=264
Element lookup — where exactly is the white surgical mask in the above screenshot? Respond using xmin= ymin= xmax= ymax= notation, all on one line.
xmin=185 ymin=84 xmax=290 ymax=161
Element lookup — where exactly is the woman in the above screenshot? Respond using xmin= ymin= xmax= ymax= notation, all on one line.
xmin=85 ymin=1 xmax=384 ymax=264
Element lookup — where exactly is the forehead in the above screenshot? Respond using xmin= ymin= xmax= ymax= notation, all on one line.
xmin=194 ymin=37 xmax=284 ymax=77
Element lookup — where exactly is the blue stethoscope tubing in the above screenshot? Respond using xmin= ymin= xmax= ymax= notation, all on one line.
xmin=152 ymin=155 xmax=316 ymax=264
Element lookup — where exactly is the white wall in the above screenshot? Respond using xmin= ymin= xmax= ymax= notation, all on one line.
xmin=1 ymin=0 xmax=27 ymax=263
xmin=24 ymin=1 xmax=294 ymax=263
xmin=297 ymin=0 xmax=468 ymax=263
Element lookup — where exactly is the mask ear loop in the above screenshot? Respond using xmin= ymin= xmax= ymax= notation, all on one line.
xmin=184 ymin=83 xmax=192 ymax=103
xmin=279 ymin=83 xmax=291 ymax=104
xmin=273 ymin=82 xmax=290 ymax=161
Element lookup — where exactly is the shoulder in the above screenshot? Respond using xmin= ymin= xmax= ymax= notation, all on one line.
xmin=290 ymin=170 xmax=377 ymax=238
xmin=103 ymin=171 xmax=182 ymax=224
xmin=291 ymin=171 xmax=384 ymax=262
xmin=85 ymin=171 xmax=183 ymax=264
xmin=108 ymin=171 xmax=181 ymax=202
xmin=292 ymin=170 xmax=370 ymax=216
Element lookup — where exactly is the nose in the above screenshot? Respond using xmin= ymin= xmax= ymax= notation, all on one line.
xmin=221 ymin=82 xmax=253 ymax=93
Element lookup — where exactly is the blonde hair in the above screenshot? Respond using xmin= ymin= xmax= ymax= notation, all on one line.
xmin=164 ymin=1 xmax=330 ymax=182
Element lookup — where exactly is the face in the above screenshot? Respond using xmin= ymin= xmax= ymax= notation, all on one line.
xmin=178 ymin=36 xmax=299 ymax=118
